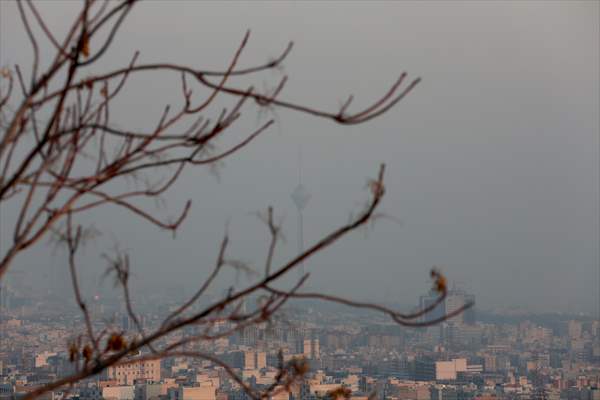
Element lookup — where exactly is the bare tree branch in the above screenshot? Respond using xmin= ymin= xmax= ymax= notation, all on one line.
xmin=0 ymin=3 xmax=473 ymax=399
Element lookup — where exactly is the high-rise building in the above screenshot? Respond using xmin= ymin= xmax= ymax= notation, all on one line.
xmin=419 ymin=288 xmax=475 ymax=326
xmin=301 ymin=338 xmax=320 ymax=359
xmin=302 ymin=339 xmax=312 ymax=359
xmin=256 ymin=351 xmax=267 ymax=370
xmin=445 ymin=288 xmax=475 ymax=325
xmin=568 ymin=320 xmax=582 ymax=339
xmin=243 ymin=351 xmax=267 ymax=370
xmin=419 ymin=290 xmax=446 ymax=323
xmin=311 ymin=338 xmax=320 ymax=360
xmin=244 ymin=351 xmax=256 ymax=370
xmin=463 ymin=293 xmax=476 ymax=324
xmin=445 ymin=292 xmax=466 ymax=325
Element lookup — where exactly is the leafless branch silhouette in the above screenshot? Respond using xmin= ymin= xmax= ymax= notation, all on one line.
xmin=0 ymin=1 xmax=472 ymax=398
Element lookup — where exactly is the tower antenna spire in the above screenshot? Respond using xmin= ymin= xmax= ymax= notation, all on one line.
xmin=298 ymin=148 xmax=302 ymax=184
xmin=291 ymin=146 xmax=310 ymax=278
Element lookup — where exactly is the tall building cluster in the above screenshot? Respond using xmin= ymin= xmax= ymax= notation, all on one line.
xmin=1 ymin=282 xmax=599 ymax=400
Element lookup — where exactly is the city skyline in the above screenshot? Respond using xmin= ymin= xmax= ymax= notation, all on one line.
xmin=0 ymin=1 xmax=598 ymax=398
xmin=1 ymin=282 xmax=599 ymax=399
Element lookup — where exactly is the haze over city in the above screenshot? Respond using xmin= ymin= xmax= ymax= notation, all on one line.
xmin=1 ymin=1 xmax=600 ymax=400
xmin=1 ymin=1 xmax=598 ymax=314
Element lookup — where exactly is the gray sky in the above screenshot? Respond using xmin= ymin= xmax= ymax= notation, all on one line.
xmin=1 ymin=1 xmax=598 ymax=314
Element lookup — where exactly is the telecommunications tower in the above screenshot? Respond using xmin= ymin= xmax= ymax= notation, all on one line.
xmin=291 ymin=151 xmax=310 ymax=278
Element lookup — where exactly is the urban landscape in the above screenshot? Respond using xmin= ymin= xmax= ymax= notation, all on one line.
xmin=1 ymin=279 xmax=599 ymax=400
xmin=0 ymin=1 xmax=597 ymax=400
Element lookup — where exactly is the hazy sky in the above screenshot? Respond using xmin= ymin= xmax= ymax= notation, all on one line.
xmin=1 ymin=1 xmax=598 ymax=314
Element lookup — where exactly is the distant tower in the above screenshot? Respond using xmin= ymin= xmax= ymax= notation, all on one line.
xmin=291 ymin=151 xmax=310 ymax=278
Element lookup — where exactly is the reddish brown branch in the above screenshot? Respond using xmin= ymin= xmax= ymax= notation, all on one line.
xmin=0 ymin=5 xmax=467 ymax=400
